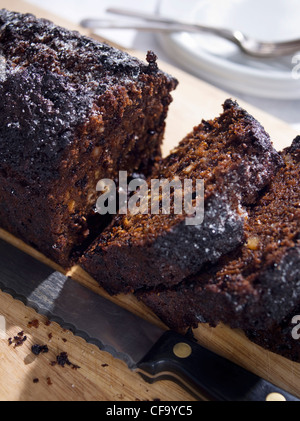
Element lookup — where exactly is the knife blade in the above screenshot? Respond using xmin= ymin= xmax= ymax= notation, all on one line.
xmin=0 ymin=238 xmax=298 ymax=401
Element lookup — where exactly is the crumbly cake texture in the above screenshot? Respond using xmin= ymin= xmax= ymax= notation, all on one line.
xmin=0 ymin=9 xmax=177 ymax=267
xmin=80 ymin=99 xmax=282 ymax=294
xmin=244 ymin=138 xmax=300 ymax=362
xmin=137 ymin=137 xmax=300 ymax=334
xmin=245 ymin=305 xmax=300 ymax=363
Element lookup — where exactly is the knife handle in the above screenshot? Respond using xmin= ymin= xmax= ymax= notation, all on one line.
xmin=136 ymin=330 xmax=299 ymax=401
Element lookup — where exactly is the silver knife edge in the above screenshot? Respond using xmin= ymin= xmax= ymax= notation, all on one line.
xmin=0 ymin=278 xmax=140 ymax=368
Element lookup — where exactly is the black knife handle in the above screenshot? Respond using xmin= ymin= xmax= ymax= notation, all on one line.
xmin=136 ymin=330 xmax=299 ymax=401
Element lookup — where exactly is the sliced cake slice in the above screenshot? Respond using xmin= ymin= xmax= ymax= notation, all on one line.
xmin=138 ymin=137 xmax=300 ymax=333
xmin=80 ymin=100 xmax=282 ymax=293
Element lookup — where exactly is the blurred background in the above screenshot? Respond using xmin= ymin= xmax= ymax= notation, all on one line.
xmin=25 ymin=0 xmax=300 ymax=132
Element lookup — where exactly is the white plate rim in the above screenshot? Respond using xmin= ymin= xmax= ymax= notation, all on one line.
xmin=157 ymin=0 xmax=300 ymax=99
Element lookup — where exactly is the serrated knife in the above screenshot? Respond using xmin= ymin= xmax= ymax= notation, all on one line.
xmin=0 ymin=238 xmax=298 ymax=401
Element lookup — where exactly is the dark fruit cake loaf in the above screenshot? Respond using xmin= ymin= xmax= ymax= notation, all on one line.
xmin=0 ymin=9 xmax=177 ymax=267
xmin=80 ymin=100 xmax=282 ymax=294
xmin=138 ymin=137 xmax=300 ymax=335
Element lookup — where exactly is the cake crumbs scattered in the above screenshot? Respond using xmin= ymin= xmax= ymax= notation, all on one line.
xmin=56 ymin=351 xmax=70 ymax=367
xmin=47 ymin=377 xmax=52 ymax=386
xmin=27 ymin=319 xmax=39 ymax=328
xmin=101 ymin=363 xmax=108 ymax=367
xmin=51 ymin=352 xmax=80 ymax=370
xmin=8 ymin=331 xmax=27 ymax=348
xmin=31 ymin=344 xmax=49 ymax=356
xmin=33 ymin=378 xmax=39 ymax=383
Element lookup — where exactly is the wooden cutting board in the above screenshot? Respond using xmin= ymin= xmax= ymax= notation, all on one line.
xmin=0 ymin=0 xmax=299 ymax=401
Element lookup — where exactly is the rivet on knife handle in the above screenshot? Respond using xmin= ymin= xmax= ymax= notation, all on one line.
xmin=136 ymin=331 xmax=299 ymax=401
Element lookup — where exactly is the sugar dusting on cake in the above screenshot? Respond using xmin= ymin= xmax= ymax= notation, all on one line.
xmin=0 ymin=55 xmax=6 ymax=82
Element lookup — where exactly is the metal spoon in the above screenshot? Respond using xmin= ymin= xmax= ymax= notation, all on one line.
xmin=80 ymin=7 xmax=300 ymax=58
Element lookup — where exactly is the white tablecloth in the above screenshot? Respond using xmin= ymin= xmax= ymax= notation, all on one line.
xmin=26 ymin=0 xmax=300 ymax=133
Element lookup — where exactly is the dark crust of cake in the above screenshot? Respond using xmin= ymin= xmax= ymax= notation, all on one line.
xmin=0 ymin=9 xmax=177 ymax=182
xmin=245 ymin=305 xmax=300 ymax=363
xmin=137 ymin=137 xmax=300 ymax=332
xmin=138 ymin=246 xmax=300 ymax=331
xmin=244 ymin=138 xmax=300 ymax=362
xmin=82 ymin=194 xmax=245 ymax=294
xmin=0 ymin=9 xmax=177 ymax=267
xmin=80 ymin=99 xmax=282 ymax=293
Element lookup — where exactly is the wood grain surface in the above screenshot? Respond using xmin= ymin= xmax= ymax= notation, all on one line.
xmin=0 ymin=0 xmax=299 ymax=401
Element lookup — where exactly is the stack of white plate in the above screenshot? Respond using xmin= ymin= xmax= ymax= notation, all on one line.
xmin=157 ymin=0 xmax=300 ymax=99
